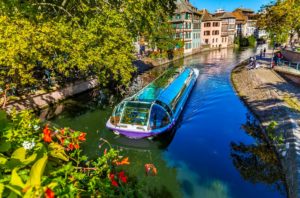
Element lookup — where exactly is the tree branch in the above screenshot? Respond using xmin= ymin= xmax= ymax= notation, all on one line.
xmin=32 ymin=3 xmax=73 ymax=18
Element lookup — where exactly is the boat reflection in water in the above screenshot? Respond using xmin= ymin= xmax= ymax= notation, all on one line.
xmin=106 ymin=67 xmax=199 ymax=139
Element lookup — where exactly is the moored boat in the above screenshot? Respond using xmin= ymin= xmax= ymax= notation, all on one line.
xmin=106 ymin=67 xmax=199 ymax=139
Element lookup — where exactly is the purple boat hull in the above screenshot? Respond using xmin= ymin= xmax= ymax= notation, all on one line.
xmin=106 ymin=121 xmax=175 ymax=139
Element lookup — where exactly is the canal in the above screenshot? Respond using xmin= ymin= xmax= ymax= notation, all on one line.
xmin=48 ymin=47 xmax=287 ymax=198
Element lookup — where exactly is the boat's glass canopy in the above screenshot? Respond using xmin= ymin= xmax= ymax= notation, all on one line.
xmin=119 ymin=102 xmax=151 ymax=126
xmin=133 ymin=68 xmax=179 ymax=102
xmin=110 ymin=67 xmax=195 ymax=129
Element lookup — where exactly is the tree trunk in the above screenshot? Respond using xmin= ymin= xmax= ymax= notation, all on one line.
xmin=1 ymin=87 xmax=8 ymax=109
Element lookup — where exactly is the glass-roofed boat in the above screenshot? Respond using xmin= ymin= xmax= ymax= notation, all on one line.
xmin=106 ymin=67 xmax=199 ymax=139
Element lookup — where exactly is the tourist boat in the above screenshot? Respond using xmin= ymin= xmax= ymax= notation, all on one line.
xmin=106 ymin=67 xmax=199 ymax=139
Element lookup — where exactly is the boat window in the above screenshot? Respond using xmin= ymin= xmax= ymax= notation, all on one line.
xmin=111 ymin=102 xmax=125 ymax=125
xmin=150 ymin=104 xmax=170 ymax=129
xmin=155 ymin=100 xmax=173 ymax=117
xmin=120 ymin=102 xmax=151 ymax=126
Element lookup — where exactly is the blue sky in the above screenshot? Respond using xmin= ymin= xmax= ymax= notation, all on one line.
xmin=189 ymin=0 xmax=272 ymax=13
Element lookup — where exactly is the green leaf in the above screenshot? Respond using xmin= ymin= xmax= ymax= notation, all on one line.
xmin=23 ymin=187 xmax=33 ymax=198
xmin=23 ymin=153 xmax=37 ymax=165
xmin=0 ymin=141 xmax=11 ymax=152
xmin=26 ymin=155 xmax=48 ymax=187
xmin=0 ymin=154 xmax=7 ymax=165
xmin=11 ymin=148 xmax=26 ymax=161
xmin=10 ymin=169 xmax=25 ymax=188
xmin=5 ymin=185 xmax=22 ymax=197
xmin=0 ymin=183 xmax=4 ymax=197
xmin=0 ymin=110 xmax=9 ymax=130
xmin=48 ymin=142 xmax=69 ymax=161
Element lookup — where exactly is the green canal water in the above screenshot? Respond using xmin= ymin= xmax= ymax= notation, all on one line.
xmin=46 ymin=47 xmax=287 ymax=198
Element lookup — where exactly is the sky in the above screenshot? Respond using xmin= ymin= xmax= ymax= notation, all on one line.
xmin=189 ymin=0 xmax=272 ymax=13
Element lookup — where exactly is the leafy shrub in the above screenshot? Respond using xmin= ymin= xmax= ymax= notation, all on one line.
xmin=0 ymin=110 xmax=135 ymax=197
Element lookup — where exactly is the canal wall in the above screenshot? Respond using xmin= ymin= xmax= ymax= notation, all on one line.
xmin=231 ymin=60 xmax=300 ymax=198
xmin=4 ymin=78 xmax=99 ymax=112
xmin=282 ymin=49 xmax=300 ymax=62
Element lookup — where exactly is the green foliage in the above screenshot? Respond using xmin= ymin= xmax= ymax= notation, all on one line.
xmin=1 ymin=110 xmax=40 ymax=147
xmin=0 ymin=110 xmax=136 ymax=197
xmin=234 ymin=36 xmax=256 ymax=47
xmin=0 ymin=0 xmax=176 ymax=93
xmin=258 ymin=0 xmax=300 ymax=44
xmin=267 ymin=121 xmax=284 ymax=146
xmin=248 ymin=35 xmax=256 ymax=47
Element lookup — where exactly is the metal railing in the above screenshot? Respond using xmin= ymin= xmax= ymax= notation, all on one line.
xmin=277 ymin=60 xmax=300 ymax=71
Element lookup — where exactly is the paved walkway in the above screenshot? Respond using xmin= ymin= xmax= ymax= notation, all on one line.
xmin=232 ymin=59 xmax=300 ymax=198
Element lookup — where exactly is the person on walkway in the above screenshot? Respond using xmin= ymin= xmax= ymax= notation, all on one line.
xmin=260 ymin=49 xmax=263 ymax=59
xmin=263 ymin=48 xmax=266 ymax=57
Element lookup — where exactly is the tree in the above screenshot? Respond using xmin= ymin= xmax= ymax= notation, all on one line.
xmin=0 ymin=0 xmax=176 ymax=95
xmin=258 ymin=0 xmax=300 ymax=44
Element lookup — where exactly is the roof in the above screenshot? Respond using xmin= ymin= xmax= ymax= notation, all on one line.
xmin=231 ymin=10 xmax=247 ymax=22
xmin=234 ymin=8 xmax=254 ymax=13
xmin=213 ymin=12 xmax=235 ymax=19
xmin=200 ymin=9 xmax=221 ymax=21
xmin=175 ymin=0 xmax=199 ymax=14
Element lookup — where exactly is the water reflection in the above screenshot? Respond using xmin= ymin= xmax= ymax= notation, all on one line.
xmin=230 ymin=115 xmax=287 ymax=196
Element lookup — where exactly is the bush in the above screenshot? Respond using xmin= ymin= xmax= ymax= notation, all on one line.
xmin=0 ymin=110 xmax=136 ymax=197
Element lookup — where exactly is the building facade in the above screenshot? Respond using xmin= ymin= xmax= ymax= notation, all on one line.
xmin=214 ymin=11 xmax=236 ymax=46
xmin=171 ymin=0 xmax=202 ymax=55
xmin=200 ymin=10 xmax=223 ymax=48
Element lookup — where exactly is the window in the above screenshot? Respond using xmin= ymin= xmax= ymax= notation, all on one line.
xmin=216 ymin=38 xmax=218 ymax=42
xmin=185 ymin=13 xmax=191 ymax=19
xmin=176 ymin=14 xmax=181 ymax=19
xmin=213 ymin=22 xmax=219 ymax=27
xmin=205 ymin=39 xmax=209 ymax=44
xmin=185 ymin=23 xmax=191 ymax=29
xmin=185 ymin=32 xmax=191 ymax=39
xmin=212 ymin=38 xmax=214 ymax=43
xmin=204 ymin=22 xmax=211 ymax=27
xmin=204 ymin=31 xmax=210 ymax=35
xmin=222 ymin=37 xmax=224 ymax=42
xmin=212 ymin=30 xmax=219 ymax=35
xmin=150 ymin=105 xmax=170 ymax=129
xmin=185 ymin=42 xmax=191 ymax=49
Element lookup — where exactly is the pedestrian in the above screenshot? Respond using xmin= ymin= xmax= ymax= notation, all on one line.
xmin=260 ymin=49 xmax=263 ymax=59
xmin=263 ymin=47 xmax=266 ymax=57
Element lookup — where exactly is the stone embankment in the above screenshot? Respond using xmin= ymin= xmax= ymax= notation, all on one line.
xmin=231 ymin=58 xmax=300 ymax=198
xmin=4 ymin=78 xmax=99 ymax=112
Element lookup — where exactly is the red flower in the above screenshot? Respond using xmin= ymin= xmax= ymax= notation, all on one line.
xmin=60 ymin=128 xmax=65 ymax=135
xmin=109 ymin=173 xmax=115 ymax=180
xmin=144 ymin=164 xmax=157 ymax=176
xmin=104 ymin=148 xmax=107 ymax=155
xmin=43 ymin=125 xmax=52 ymax=143
xmin=109 ymin=173 xmax=119 ymax=187
xmin=115 ymin=157 xmax=130 ymax=166
xmin=43 ymin=125 xmax=50 ymax=134
xmin=59 ymin=138 xmax=64 ymax=145
xmin=45 ymin=188 xmax=55 ymax=198
xmin=74 ymin=144 xmax=80 ymax=150
xmin=118 ymin=171 xmax=127 ymax=183
xmin=43 ymin=134 xmax=52 ymax=143
xmin=68 ymin=143 xmax=74 ymax=151
xmin=78 ymin=133 xmax=86 ymax=141
xmin=111 ymin=180 xmax=118 ymax=187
